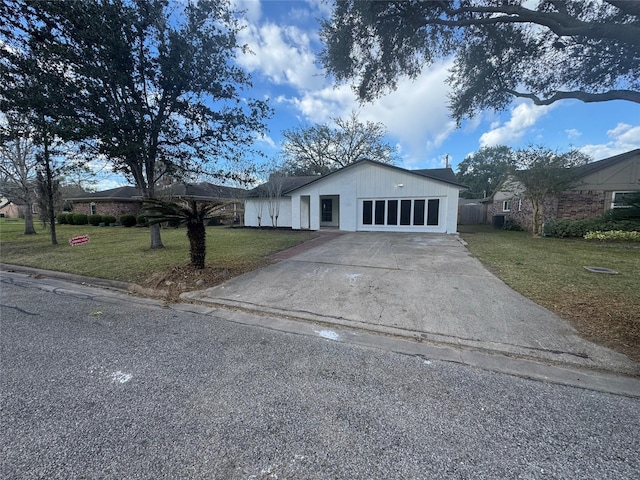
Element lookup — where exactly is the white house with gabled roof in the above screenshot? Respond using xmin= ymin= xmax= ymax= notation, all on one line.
xmin=244 ymin=159 xmax=467 ymax=234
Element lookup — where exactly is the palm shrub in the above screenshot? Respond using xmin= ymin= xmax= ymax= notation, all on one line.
xmin=143 ymin=198 xmax=231 ymax=269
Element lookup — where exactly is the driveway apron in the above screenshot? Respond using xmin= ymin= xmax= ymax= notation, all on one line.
xmin=184 ymin=232 xmax=638 ymax=374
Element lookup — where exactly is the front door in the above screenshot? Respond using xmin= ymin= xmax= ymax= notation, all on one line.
xmin=321 ymin=198 xmax=332 ymax=222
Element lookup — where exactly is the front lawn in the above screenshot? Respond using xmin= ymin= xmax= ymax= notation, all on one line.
xmin=0 ymin=220 xmax=316 ymax=286
xmin=459 ymin=225 xmax=640 ymax=362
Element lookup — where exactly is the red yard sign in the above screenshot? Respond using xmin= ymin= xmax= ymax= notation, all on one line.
xmin=69 ymin=235 xmax=90 ymax=246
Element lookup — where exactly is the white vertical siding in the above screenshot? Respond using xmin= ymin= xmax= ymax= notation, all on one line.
xmin=244 ymin=198 xmax=292 ymax=227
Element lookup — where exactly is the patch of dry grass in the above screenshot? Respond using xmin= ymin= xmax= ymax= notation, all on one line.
xmin=459 ymin=225 xmax=640 ymax=361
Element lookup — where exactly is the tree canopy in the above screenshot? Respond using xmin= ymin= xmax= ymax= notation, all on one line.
xmin=456 ymin=146 xmax=515 ymax=198
xmin=320 ymin=1 xmax=640 ymax=123
xmin=511 ymin=146 xmax=590 ymax=236
xmin=1 ymin=0 xmax=271 ymax=248
xmin=282 ymin=111 xmax=397 ymax=176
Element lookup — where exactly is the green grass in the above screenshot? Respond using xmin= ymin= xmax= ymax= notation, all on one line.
xmin=459 ymin=225 xmax=640 ymax=360
xmin=0 ymin=220 xmax=316 ymax=283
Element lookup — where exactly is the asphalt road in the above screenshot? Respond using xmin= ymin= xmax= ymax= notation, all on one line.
xmin=1 ymin=272 xmax=639 ymax=479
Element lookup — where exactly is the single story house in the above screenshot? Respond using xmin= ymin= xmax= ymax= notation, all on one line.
xmin=489 ymin=148 xmax=640 ymax=228
xmin=244 ymin=159 xmax=467 ymax=233
xmin=66 ymin=182 xmax=245 ymax=220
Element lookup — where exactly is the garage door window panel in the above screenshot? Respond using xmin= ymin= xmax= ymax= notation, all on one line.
xmin=375 ymin=200 xmax=385 ymax=225
xmin=427 ymin=199 xmax=439 ymax=225
xmin=387 ymin=200 xmax=398 ymax=225
xmin=363 ymin=201 xmax=373 ymax=225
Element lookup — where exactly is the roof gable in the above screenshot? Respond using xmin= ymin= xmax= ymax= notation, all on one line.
xmin=285 ymin=159 xmax=467 ymax=194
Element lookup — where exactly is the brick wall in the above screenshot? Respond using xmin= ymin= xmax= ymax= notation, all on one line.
xmin=555 ymin=190 xmax=605 ymax=220
xmin=489 ymin=195 xmax=557 ymax=231
xmin=489 ymin=190 xmax=608 ymax=231
xmin=73 ymin=201 xmax=141 ymax=217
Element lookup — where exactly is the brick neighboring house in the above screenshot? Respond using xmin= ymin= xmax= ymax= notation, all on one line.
xmin=66 ymin=182 xmax=246 ymax=222
xmin=489 ymin=148 xmax=640 ymax=229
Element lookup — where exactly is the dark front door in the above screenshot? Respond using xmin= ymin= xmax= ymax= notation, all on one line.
xmin=321 ymin=198 xmax=332 ymax=222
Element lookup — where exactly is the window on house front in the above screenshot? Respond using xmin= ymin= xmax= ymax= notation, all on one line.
xmin=400 ymin=200 xmax=411 ymax=225
xmin=503 ymin=200 xmax=511 ymax=212
xmin=413 ymin=199 xmax=425 ymax=226
xmin=427 ymin=199 xmax=440 ymax=225
xmin=387 ymin=200 xmax=398 ymax=225
xmin=612 ymin=191 xmax=634 ymax=209
xmin=363 ymin=200 xmax=373 ymax=225
xmin=90 ymin=203 xmax=97 ymax=215
xmin=374 ymin=200 xmax=385 ymax=225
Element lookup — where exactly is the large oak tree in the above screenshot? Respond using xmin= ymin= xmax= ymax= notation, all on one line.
xmin=282 ymin=111 xmax=397 ymax=175
xmin=320 ymin=1 xmax=639 ymax=123
xmin=1 ymin=0 xmax=271 ymax=248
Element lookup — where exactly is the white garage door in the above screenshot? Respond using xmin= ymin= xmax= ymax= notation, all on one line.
xmin=358 ymin=198 xmax=444 ymax=232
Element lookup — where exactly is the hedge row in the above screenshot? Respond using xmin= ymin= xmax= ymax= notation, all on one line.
xmin=57 ymin=213 xmax=145 ymax=227
xmin=544 ymin=213 xmax=640 ymax=238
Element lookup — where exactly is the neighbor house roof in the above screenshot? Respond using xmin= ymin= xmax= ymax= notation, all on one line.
xmin=156 ymin=182 xmax=245 ymax=200
xmin=573 ymin=148 xmax=640 ymax=179
xmin=66 ymin=182 xmax=244 ymax=202
xmin=66 ymin=186 xmax=142 ymax=202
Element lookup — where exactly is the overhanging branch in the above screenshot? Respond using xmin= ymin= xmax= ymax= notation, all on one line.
xmin=506 ymin=89 xmax=640 ymax=105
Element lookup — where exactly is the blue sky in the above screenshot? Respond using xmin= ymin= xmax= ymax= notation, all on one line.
xmin=98 ymin=0 xmax=640 ymax=189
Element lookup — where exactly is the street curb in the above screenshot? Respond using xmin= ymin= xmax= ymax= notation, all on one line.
xmin=171 ymin=302 xmax=640 ymax=398
xmin=0 ymin=263 xmax=170 ymax=299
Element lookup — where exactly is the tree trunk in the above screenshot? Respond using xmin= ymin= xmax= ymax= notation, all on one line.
xmin=23 ymin=200 xmax=36 ymax=235
xmin=149 ymin=223 xmax=164 ymax=249
xmin=531 ymin=199 xmax=543 ymax=237
xmin=42 ymin=139 xmax=57 ymax=245
xmin=187 ymin=221 xmax=206 ymax=269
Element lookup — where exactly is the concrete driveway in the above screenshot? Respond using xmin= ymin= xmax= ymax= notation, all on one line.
xmin=184 ymin=232 xmax=638 ymax=374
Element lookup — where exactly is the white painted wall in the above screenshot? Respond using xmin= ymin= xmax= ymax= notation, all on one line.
xmin=244 ymin=197 xmax=292 ymax=227
xmin=291 ymin=162 xmax=463 ymax=233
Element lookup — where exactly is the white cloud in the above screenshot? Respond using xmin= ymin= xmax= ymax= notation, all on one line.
xmin=479 ymin=102 xmax=554 ymax=147
xmin=565 ymin=128 xmax=581 ymax=139
xmin=579 ymin=123 xmax=640 ymax=160
xmin=232 ymin=0 xmax=262 ymax=24
xmin=236 ymin=21 xmax=324 ymax=91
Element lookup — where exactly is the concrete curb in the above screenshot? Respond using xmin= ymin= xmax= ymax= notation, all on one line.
xmin=171 ymin=302 xmax=640 ymax=398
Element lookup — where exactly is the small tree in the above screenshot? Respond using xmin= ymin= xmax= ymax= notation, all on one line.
xmin=512 ymin=146 xmax=590 ymax=236
xmin=266 ymin=171 xmax=286 ymax=228
xmin=0 ymin=114 xmax=38 ymax=234
xmin=143 ymin=199 xmax=230 ymax=269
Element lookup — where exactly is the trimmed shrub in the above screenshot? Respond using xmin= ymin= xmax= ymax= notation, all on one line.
xmin=72 ymin=213 xmax=88 ymax=225
xmin=136 ymin=214 xmax=148 ymax=227
xmin=88 ymin=214 xmax=103 ymax=226
xmin=545 ymin=216 xmax=640 ymax=238
xmin=585 ymin=230 xmax=640 ymax=242
xmin=57 ymin=213 xmax=69 ymax=224
xmin=120 ymin=214 xmax=137 ymax=227
xmin=102 ymin=215 xmax=116 ymax=225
